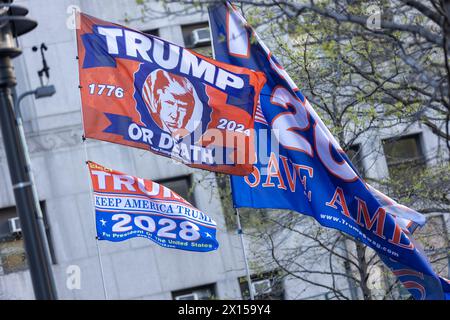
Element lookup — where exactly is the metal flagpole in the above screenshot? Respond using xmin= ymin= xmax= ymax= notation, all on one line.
xmin=13 ymin=88 xmax=56 ymax=291
xmin=235 ymin=207 xmax=255 ymax=300
xmin=81 ymin=136 xmax=109 ymax=300
xmin=73 ymin=7 xmax=108 ymax=299
xmin=206 ymin=6 xmax=256 ymax=300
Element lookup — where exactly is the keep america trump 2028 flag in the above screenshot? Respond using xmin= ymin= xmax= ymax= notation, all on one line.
xmin=87 ymin=161 xmax=218 ymax=252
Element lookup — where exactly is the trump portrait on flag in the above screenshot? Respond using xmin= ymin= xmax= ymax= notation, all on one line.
xmin=142 ymin=69 xmax=203 ymax=138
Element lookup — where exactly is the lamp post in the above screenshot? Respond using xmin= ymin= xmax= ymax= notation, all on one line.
xmin=0 ymin=1 xmax=57 ymax=299
xmin=14 ymin=84 xmax=56 ymax=278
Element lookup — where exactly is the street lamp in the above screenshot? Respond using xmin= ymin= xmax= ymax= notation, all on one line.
xmin=14 ymin=84 xmax=56 ymax=279
xmin=16 ymin=85 xmax=56 ymax=112
xmin=0 ymin=1 xmax=57 ymax=300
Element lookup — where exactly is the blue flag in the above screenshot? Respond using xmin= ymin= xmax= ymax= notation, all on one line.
xmin=208 ymin=2 xmax=449 ymax=299
xmin=87 ymin=161 xmax=218 ymax=252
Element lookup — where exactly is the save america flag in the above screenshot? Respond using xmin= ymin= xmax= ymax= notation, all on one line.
xmin=209 ymin=1 xmax=450 ymax=299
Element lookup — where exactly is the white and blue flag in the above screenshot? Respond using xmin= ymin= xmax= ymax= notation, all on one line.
xmin=88 ymin=161 xmax=218 ymax=252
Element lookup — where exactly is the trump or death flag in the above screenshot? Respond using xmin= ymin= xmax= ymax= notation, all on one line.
xmin=77 ymin=13 xmax=266 ymax=176
xmin=209 ymin=2 xmax=450 ymax=299
xmin=87 ymin=161 xmax=218 ymax=252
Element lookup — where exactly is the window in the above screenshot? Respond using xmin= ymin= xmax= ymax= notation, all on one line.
xmin=156 ymin=175 xmax=195 ymax=205
xmin=172 ymin=283 xmax=216 ymax=300
xmin=0 ymin=202 xmax=56 ymax=275
xmin=143 ymin=28 xmax=159 ymax=37
xmin=382 ymin=134 xmax=426 ymax=181
xmin=415 ymin=215 xmax=449 ymax=277
xmin=239 ymin=270 xmax=284 ymax=300
xmin=0 ymin=207 xmax=26 ymax=275
xmin=346 ymin=144 xmax=365 ymax=177
xmin=181 ymin=22 xmax=212 ymax=57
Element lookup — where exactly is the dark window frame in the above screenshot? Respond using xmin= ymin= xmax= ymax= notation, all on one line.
xmin=346 ymin=143 xmax=365 ymax=177
xmin=171 ymin=283 xmax=217 ymax=300
xmin=181 ymin=22 xmax=211 ymax=49
xmin=382 ymin=132 xmax=427 ymax=188
xmin=156 ymin=174 xmax=196 ymax=206
xmin=142 ymin=28 xmax=159 ymax=37
xmin=0 ymin=201 xmax=56 ymax=275
xmin=239 ymin=270 xmax=285 ymax=300
xmin=383 ymin=133 xmax=426 ymax=166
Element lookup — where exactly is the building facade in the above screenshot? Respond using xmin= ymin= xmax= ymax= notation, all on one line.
xmin=0 ymin=0 xmax=448 ymax=300
xmin=0 ymin=0 xmax=249 ymax=300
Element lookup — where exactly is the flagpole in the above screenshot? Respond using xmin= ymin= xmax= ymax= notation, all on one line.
xmin=77 ymin=71 xmax=108 ymax=301
xmin=207 ymin=5 xmax=256 ymax=300
xmin=74 ymin=7 xmax=109 ymax=299
xmin=235 ymin=207 xmax=256 ymax=300
xmin=81 ymin=137 xmax=109 ymax=300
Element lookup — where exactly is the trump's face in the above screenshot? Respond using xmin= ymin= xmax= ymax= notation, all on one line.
xmin=144 ymin=69 xmax=200 ymax=137
xmin=158 ymin=89 xmax=194 ymax=134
